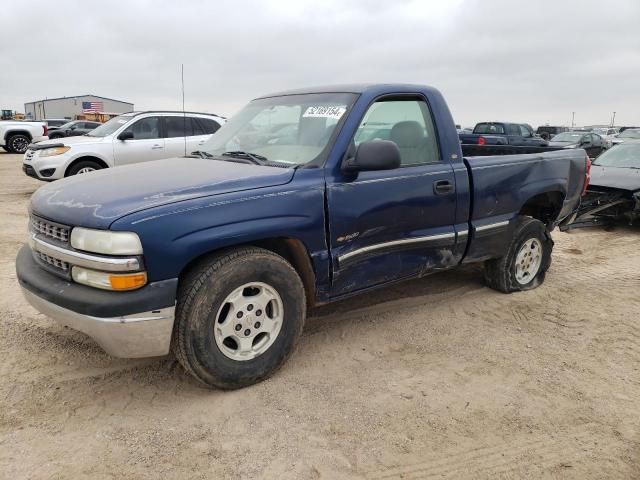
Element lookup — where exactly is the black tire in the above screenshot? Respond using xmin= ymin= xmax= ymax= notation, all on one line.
xmin=484 ymin=216 xmax=553 ymax=293
xmin=48 ymin=133 xmax=63 ymax=140
xmin=1 ymin=146 xmax=9 ymax=152
xmin=66 ymin=159 xmax=103 ymax=176
xmin=6 ymin=134 xmax=30 ymax=154
xmin=172 ymin=247 xmax=306 ymax=389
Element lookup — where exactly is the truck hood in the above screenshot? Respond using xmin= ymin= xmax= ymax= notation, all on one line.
xmin=35 ymin=135 xmax=105 ymax=147
xmin=30 ymin=157 xmax=295 ymax=229
xmin=589 ymin=164 xmax=640 ymax=192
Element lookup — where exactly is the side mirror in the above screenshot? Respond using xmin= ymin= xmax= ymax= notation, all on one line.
xmin=342 ymin=140 xmax=401 ymax=173
xmin=118 ymin=131 xmax=134 ymax=141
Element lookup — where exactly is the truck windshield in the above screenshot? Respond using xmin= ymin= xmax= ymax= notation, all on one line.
xmin=618 ymin=129 xmax=640 ymax=139
xmin=592 ymin=143 xmax=640 ymax=168
xmin=473 ymin=123 xmax=505 ymax=134
xmin=198 ymin=93 xmax=358 ymax=166
xmin=86 ymin=115 xmax=134 ymax=137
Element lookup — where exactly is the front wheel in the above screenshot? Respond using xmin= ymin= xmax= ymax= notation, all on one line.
xmin=66 ymin=160 xmax=103 ymax=176
xmin=172 ymin=247 xmax=306 ymax=389
xmin=484 ymin=216 xmax=553 ymax=293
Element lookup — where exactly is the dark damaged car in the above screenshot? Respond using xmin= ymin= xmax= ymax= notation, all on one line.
xmin=567 ymin=142 xmax=640 ymax=228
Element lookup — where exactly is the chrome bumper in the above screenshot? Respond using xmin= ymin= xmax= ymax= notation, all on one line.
xmin=21 ymin=287 xmax=175 ymax=358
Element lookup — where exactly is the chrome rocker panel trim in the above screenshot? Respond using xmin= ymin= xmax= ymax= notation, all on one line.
xmin=338 ymin=232 xmax=455 ymax=264
xmin=475 ymin=220 xmax=510 ymax=232
xmin=21 ymin=287 xmax=174 ymax=358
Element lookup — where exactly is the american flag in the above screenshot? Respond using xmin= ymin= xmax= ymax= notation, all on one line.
xmin=82 ymin=101 xmax=104 ymax=113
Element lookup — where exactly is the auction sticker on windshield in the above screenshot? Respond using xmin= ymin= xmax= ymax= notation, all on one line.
xmin=303 ymin=106 xmax=347 ymax=120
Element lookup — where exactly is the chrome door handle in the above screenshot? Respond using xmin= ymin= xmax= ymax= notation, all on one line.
xmin=151 ymin=145 xmax=163 ymax=150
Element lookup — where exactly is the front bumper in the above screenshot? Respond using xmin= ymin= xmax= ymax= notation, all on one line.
xmin=22 ymin=148 xmax=70 ymax=180
xmin=16 ymin=245 xmax=178 ymax=358
xmin=21 ymin=288 xmax=175 ymax=358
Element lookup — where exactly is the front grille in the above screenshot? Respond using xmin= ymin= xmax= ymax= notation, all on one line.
xmin=35 ymin=251 xmax=70 ymax=273
xmin=30 ymin=215 xmax=70 ymax=244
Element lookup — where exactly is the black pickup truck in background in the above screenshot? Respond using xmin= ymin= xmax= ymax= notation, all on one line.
xmin=459 ymin=122 xmax=549 ymax=147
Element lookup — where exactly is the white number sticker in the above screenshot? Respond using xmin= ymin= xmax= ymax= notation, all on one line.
xmin=303 ymin=106 xmax=346 ymax=120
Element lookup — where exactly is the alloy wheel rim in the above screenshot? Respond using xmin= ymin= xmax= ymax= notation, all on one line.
xmin=514 ymin=238 xmax=543 ymax=285
xmin=213 ymin=282 xmax=284 ymax=361
xmin=77 ymin=167 xmax=95 ymax=174
xmin=12 ymin=137 xmax=28 ymax=153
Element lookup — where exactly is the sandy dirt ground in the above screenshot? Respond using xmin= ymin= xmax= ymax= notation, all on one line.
xmin=0 ymin=151 xmax=638 ymax=479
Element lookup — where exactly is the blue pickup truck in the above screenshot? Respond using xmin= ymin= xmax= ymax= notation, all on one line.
xmin=16 ymin=84 xmax=589 ymax=389
xmin=459 ymin=121 xmax=549 ymax=147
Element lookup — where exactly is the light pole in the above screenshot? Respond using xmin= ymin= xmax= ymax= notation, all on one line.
xmin=611 ymin=111 xmax=616 ymax=127
xmin=571 ymin=112 xmax=575 ymax=128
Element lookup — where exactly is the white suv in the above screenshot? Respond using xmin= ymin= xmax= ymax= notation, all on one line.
xmin=22 ymin=111 xmax=225 ymax=180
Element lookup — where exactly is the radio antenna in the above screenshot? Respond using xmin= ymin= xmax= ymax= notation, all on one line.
xmin=182 ymin=64 xmax=187 ymax=156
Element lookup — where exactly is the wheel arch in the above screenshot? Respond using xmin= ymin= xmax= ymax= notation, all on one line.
xmin=518 ymin=190 xmax=565 ymax=227
xmin=178 ymin=237 xmax=317 ymax=309
xmin=5 ymin=129 xmax=32 ymax=142
xmin=64 ymin=156 xmax=109 ymax=176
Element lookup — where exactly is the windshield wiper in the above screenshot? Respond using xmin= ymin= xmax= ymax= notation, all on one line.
xmin=222 ymin=151 xmax=268 ymax=165
xmin=189 ymin=150 xmax=214 ymax=159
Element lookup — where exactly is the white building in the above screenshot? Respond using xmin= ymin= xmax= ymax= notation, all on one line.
xmin=24 ymin=94 xmax=134 ymax=120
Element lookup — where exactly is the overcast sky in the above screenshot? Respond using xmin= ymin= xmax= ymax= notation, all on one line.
xmin=2 ymin=0 xmax=639 ymax=127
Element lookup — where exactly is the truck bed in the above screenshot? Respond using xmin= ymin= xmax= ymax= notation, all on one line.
xmin=461 ymin=149 xmax=588 ymax=262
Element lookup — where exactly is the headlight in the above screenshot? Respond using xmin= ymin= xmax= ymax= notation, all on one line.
xmin=38 ymin=146 xmax=71 ymax=157
xmin=72 ymin=266 xmax=147 ymax=291
xmin=70 ymin=227 xmax=143 ymax=255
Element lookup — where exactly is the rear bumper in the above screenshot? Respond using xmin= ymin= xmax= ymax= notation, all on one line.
xmin=16 ymin=244 xmax=178 ymax=358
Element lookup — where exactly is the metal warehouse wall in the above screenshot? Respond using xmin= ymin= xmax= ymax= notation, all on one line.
xmin=24 ymin=95 xmax=134 ymax=120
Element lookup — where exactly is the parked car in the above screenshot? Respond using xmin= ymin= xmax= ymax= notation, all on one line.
xmin=0 ymin=121 xmax=48 ymax=153
xmin=536 ymin=125 xmax=568 ymax=141
xmin=44 ymin=118 xmax=69 ymax=129
xmin=16 ymin=84 xmax=588 ymax=389
xmin=22 ymin=111 xmax=224 ymax=180
xmin=618 ymin=126 xmax=639 ymax=133
xmin=604 ymin=128 xmax=640 ymax=149
xmin=459 ymin=122 xmax=548 ymax=147
xmin=548 ymin=131 xmax=604 ymax=158
xmin=567 ymin=141 xmax=640 ymax=229
xmin=591 ymin=127 xmax=618 ymax=137
xmin=48 ymin=120 xmax=102 ymax=139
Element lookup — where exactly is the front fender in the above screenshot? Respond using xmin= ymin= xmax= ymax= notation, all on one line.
xmin=111 ymin=174 xmax=328 ymax=284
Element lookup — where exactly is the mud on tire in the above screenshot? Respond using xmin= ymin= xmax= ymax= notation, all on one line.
xmin=484 ymin=216 xmax=553 ymax=293
xmin=172 ymin=247 xmax=306 ymax=389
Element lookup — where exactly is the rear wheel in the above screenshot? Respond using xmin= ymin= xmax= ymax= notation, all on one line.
xmin=7 ymin=134 xmax=30 ymax=154
xmin=66 ymin=160 xmax=103 ymax=176
xmin=172 ymin=247 xmax=306 ymax=389
xmin=484 ymin=216 xmax=553 ymax=293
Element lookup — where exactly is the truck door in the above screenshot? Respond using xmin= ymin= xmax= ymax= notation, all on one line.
xmin=506 ymin=124 xmax=524 ymax=145
xmin=326 ymin=97 xmax=458 ymax=297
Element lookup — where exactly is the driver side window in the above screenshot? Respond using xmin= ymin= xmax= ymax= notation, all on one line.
xmin=519 ymin=125 xmax=532 ymax=137
xmin=122 ymin=117 xmax=160 ymax=140
xmin=353 ymin=99 xmax=440 ymax=165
